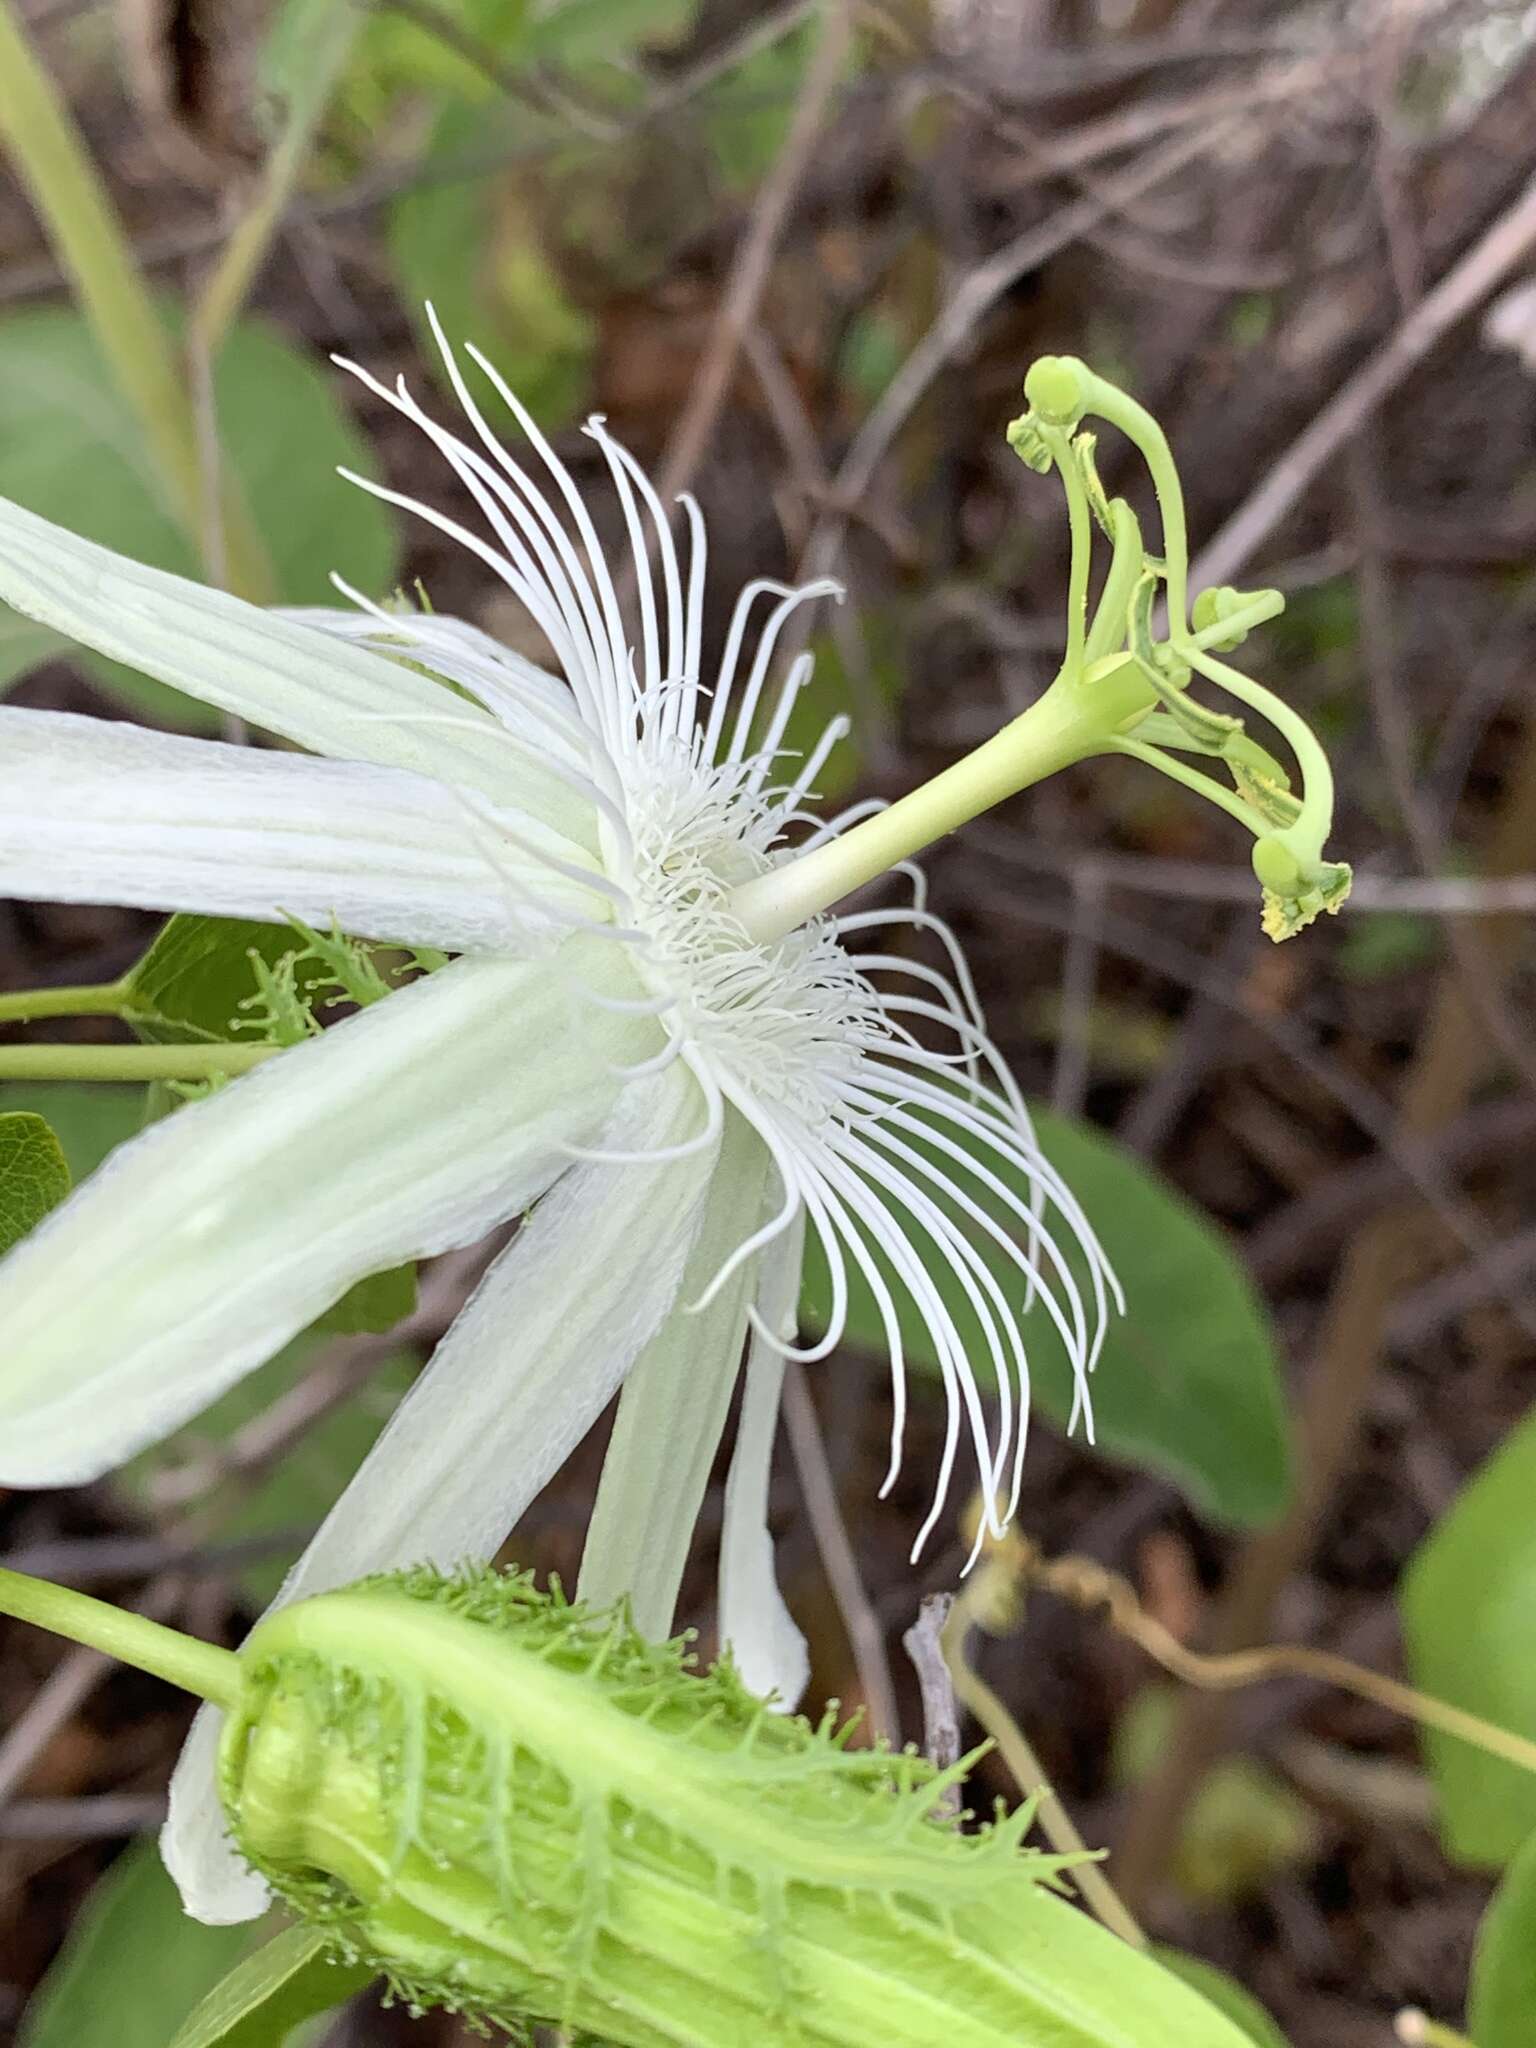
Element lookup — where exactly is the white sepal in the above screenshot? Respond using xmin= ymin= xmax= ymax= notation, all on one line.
xmin=577 ymin=1107 xmax=771 ymax=1639
xmin=0 ymin=492 xmax=563 ymax=821
xmin=0 ymin=706 xmax=604 ymax=951
xmin=718 ymin=1210 xmax=810 ymax=1709
xmin=164 ymin=1057 xmax=718 ymax=1923
xmin=0 ymin=942 xmax=642 ymax=1485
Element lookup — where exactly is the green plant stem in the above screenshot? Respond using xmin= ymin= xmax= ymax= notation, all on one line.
xmin=190 ymin=3 xmax=362 ymax=360
xmin=0 ymin=981 xmax=128 ymax=1026
xmin=1041 ymin=421 xmax=1091 ymax=681
xmin=1107 ymin=736 xmax=1269 ymax=836
xmin=0 ymin=1042 xmax=277 ymax=1082
xmin=1189 ymin=644 xmax=1335 ymax=855
xmin=1084 ymin=501 xmax=1144 ymax=668
xmin=0 ymin=1565 xmax=240 ymax=1707
xmin=730 ymin=653 xmax=1155 ymax=941
xmin=0 ymin=2 xmax=198 ymax=521
xmin=1079 ymin=370 xmax=1192 ymax=639
xmin=0 ymin=0 xmax=271 ymax=599
xmin=185 ymin=0 xmax=362 ymax=588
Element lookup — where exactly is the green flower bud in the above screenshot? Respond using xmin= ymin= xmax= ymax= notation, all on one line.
xmin=1023 ymin=355 xmax=1090 ymax=428
xmin=0 ymin=1561 xmax=1264 ymax=2045
xmin=221 ymin=1566 xmax=1258 ymax=2044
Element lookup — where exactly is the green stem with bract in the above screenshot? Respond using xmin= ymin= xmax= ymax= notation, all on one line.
xmin=0 ymin=1565 xmax=240 ymax=1707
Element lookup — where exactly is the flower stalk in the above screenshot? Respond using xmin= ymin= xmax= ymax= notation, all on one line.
xmin=0 ymin=980 xmax=130 ymax=1026
xmin=0 ymin=1565 xmax=240 ymax=1706
xmin=0 ymin=1042 xmax=274 ymax=1083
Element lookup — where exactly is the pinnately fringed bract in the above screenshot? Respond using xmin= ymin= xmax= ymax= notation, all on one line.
xmin=217 ymin=1566 xmax=1251 ymax=2047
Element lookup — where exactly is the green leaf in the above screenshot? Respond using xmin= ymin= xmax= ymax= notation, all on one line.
xmin=389 ymin=102 xmax=596 ymax=425
xmin=1401 ymin=1405 xmax=1536 ymax=1864
xmin=697 ymin=15 xmax=815 ymax=188
xmin=122 ymin=912 xmax=310 ymax=1045
xmin=801 ymin=1101 xmax=1293 ymax=1527
xmin=1468 ymin=1826 xmax=1536 ymax=2047
xmin=0 ymin=306 xmax=397 ymax=727
xmin=1154 ymin=1953 xmax=1290 ymax=2047
xmin=1114 ymin=1688 xmax=1317 ymax=1906
xmin=0 ymin=1111 xmax=70 ymax=1253
xmin=0 ymin=1083 xmax=145 ymax=1179
xmin=315 ymin=1261 xmax=418 ymax=1337
xmin=521 ymin=0 xmax=692 ymax=65
xmin=1336 ymin=909 xmax=1438 ymax=982
xmin=121 ymin=1339 xmax=418 ymax=1607
xmin=167 ymin=1925 xmax=375 ymax=2048
xmin=19 ymin=1840 xmax=251 ymax=2048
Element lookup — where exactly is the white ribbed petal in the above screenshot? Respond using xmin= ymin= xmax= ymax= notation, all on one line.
xmin=165 ymin=1059 xmax=717 ymax=1923
xmin=0 ymin=494 xmax=567 ymax=824
xmin=0 ymin=944 xmax=639 ymax=1485
xmin=718 ymin=1212 xmax=809 ymax=1708
xmin=0 ymin=707 xmax=603 ymax=950
xmin=278 ymin=607 xmax=593 ymax=782
xmin=578 ymin=1108 xmax=772 ymax=1639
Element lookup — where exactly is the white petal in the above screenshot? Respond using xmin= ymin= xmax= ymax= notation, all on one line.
xmin=577 ymin=1108 xmax=773 ymax=1639
xmin=0 ymin=941 xmax=645 ymax=1484
xmin=718 ymin=1212 xmax=809 ymax=1708
xmin=0 ymin=707 xmax=604 ymax=950
xmin=0 ymin=493 xmax=566 ymax=824
xmin=164 ymin=1059 xmax=717 ymax=1923
xmin=278 ymin=607 xmax=591 ymax=778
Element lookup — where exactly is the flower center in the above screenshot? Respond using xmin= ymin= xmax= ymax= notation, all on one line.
xmin=612 ymin=750 xmax=886 ymax=1123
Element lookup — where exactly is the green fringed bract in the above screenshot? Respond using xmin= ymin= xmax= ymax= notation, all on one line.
xmin=218 ymin=1565 xmax=1252 ymax=2047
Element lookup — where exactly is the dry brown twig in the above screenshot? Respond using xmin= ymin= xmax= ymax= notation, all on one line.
xmin=1000 ymin=1531 xmax=1536 ymax=1782
xmin=781 ymin=1363 xmax=901 ymax=1742
xmin=654 ymin=0 xmax=852 ymax=507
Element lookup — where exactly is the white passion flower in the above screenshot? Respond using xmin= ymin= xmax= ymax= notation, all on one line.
xmin=0 ymin=337 xmax=1345 ymax=1923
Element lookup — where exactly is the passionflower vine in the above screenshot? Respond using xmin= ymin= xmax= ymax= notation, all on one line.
xmin=0 ymin=333 xmax=1345 ymax=1922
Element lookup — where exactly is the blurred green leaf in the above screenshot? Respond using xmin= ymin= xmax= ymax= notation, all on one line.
xmin=316 ymin=1261 xmax=418 ymax=1337
xmin=1153 ymin=1953 xmax=1290 ymax=2047
xmin=167 ymin=1925 xmax=375 ymax=2048
xmin=123 ymin=913 xmax=311 ymax=1044
xmin=0 ymin=1111 xmax=70 ymax=1252
xmin=1022 ymin=992 xmax=1172 ymax=1079
xmin=522 ymin=0 xmax=693 ymax=65
xmin=1114 ymin=1689 xmax=1316 ymax=1905
xmin=1468 ymin=1826 xmax=1536 ymax=2047
xmin=389 ymin=102 xmax=596 ymax=423
xmin=315 ymin=0 xmax=532 ymax=125
xmin=802 ymin=1101 xmax=1293 ymax=1527
xmin=0 ymin=1083 xmax=145 ymax=1179
xmin=749 ymin=626 xmax=900 ymax=807
xmin=699 ymin=16 xmax=815 ymax=190
xmin=1336 ymin=910 xmax=1438 ymax=982
xmin=1401 ymin=1405 xmax=1536 ymax=1864
xmin=842 ymin=306 xmax=908 ymax=407
xmin=19 ymin=1841 xmax=251 ymax=2048
xmin=0 ymin=306 xmax=397 ymax=727
xmin=121 ymin=1337 xmax=417 ymax=1607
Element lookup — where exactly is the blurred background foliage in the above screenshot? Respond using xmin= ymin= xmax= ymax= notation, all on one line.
xmin=1 ymin=1 xmax=1535 ymax=2044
